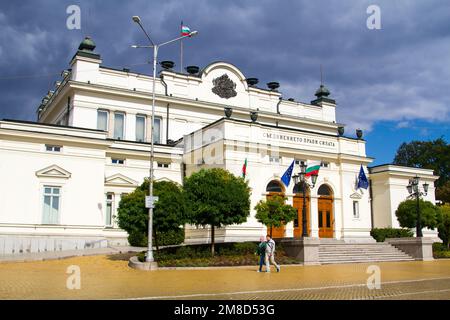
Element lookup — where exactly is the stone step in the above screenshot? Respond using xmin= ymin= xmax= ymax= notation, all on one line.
xmin=320 ymin=258 xmax=414 ymax=265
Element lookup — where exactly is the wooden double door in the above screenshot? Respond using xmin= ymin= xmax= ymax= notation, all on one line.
xmin=318 ymin=196 xmax=334 ymax=238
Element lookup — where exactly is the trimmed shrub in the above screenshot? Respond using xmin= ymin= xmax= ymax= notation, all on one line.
xmin=371 ymin=228 xmax=414 ymax=242
xmin=128 ymin=230 xmax=148 ymax=247
xmin=156 ymin=228 xmax=185 ymax=246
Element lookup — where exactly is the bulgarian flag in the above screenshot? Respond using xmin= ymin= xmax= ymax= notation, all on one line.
xmin=305 ymin=161 xmax=321 ymax=178
xmin=181 ymin=24 xmax=191 ymax=36
xmin=242 ymin=158 xmax=248 ymax=178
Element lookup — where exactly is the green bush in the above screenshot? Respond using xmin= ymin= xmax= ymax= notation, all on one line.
xmin=128 ymin=230 xmax=148 ymax=247
xmin=156 ymin=228 xmax=185 ymax=246
xmin=371 ymin=228 xmax=414 ymax=242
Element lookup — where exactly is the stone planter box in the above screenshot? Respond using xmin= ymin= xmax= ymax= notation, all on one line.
xmin=278 ymin=237 xmax=320 ymax=265
xmin=128 ymin=256 xmax=158 ymax=271
xmin=386 ymin=237 xmax=434 ymax=261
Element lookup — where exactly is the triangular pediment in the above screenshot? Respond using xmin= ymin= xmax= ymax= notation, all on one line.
xmin=350 ymin=192 xmax=363 ymax=199
xmin=105 ymin=174 xmax=138 ymax=187
xmin=36 ymin=165 xmax=72 ymax=179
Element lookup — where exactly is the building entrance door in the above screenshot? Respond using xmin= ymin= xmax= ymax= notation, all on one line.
xmin=317 ymin=185 xmax=334 ymax=238
xmin=293 ymin=195 xmax=310 ymax=237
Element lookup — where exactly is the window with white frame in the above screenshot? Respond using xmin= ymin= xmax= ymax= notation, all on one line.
xmin=42 ymin=186 xmax=61 ymax=224
xmin=353 ymin=201 xmax=360 ymax=219
xmin=153 ymin=117 xmax=162 ymax=144
xmin=321 ymin=161 xmax=330 ymax=168
xmin=136 ymin=115 xmax=146 ymax=142
xmin=105 ymin=193 xmax=114 ymax=227
xmin=114 ymin=112 xmax=125 ymax=140
xmin=157 ymin=162 xmax=170 ymax=169
xmin=97 ymin=110 xmax=109 ymax=131
xmin=45 ymin=145 xmax=62 ymax=152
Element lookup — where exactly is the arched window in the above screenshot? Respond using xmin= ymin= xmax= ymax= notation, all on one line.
xmin=266 ymin=180 xmax=284 ymax=193
xmin=318 ymin=184 xmax=333 ymax=196
xmin=293 ymin=181 xmax=311 ymax=194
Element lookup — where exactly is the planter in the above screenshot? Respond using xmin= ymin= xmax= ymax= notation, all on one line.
xmin=267 ymin=81 xmax=280 ymax=91
xmin=246 ymin=78 xmax=259 ymax=86
xmin=160 ymin=60 xmax=175 ymax=70
xmin=356 ymin=129 xmax=363 ymax=139
xmin=186 ymin=65 xmax=200 ymax=74
xmin=224 ymin=107 xmax=233 ymax=118
xmin=128 ymin=256 xmax=158 ymax=271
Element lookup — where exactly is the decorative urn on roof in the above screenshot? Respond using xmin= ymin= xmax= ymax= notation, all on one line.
xmin=78 ymin=36 xmax=96 ymax=52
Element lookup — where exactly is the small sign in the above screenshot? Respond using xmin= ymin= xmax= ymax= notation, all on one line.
xmin=145 ymin=196 xmax=159 ymax=209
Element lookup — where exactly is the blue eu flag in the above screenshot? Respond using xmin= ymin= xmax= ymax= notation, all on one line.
xmin=357 ymin=165 xmax=369 ymax=190
xmin=281 ymin=160 xmax=295 ymax=187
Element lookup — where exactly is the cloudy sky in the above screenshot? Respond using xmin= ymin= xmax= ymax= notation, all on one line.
xmin=0 ymin=0 xmax=449 ymax=165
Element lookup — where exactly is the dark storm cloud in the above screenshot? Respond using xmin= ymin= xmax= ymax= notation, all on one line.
xmin=0 ymin=0 xmax=449 ymax=131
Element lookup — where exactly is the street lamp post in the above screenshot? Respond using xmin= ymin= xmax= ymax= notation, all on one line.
xmin=292 ymin=162 xmax=319 ymax=237
xmin=406 ymin=175 xmax=429 ymax=238
xmin=131 ymin=16 xmax=198 ymax=262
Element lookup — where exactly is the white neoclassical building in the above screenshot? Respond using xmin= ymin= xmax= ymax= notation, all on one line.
xmin=0 ymin=37 xmax=439 ymax=255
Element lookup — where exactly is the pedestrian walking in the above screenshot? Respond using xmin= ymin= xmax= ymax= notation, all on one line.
xmin=265 ymin=235 xmax=280 ymax=273
xmin=256 ymin=236 xmax=267 ymax=272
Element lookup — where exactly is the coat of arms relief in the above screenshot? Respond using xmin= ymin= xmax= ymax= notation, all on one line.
xmin=211 ymin=74 xmax=237 ymax=99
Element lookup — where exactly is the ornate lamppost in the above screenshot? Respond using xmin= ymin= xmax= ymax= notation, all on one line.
xmin=292 ymin=162 xmax=319 ymax=237
xmin=406 ymin=175 xmax=429 ymax=238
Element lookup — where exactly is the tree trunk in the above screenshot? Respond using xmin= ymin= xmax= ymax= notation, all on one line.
xmin=211 ymin=224 xmax=215 ymax=257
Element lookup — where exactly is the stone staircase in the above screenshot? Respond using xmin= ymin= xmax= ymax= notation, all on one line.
xmin=318 ymin=240 xmax=415 ymax=264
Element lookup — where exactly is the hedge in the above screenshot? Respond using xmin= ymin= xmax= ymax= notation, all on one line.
xmin=370 ymin=228 xmax=414 ymax=242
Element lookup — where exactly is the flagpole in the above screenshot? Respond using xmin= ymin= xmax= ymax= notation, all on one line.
xmin=180 ymin=21 xmax=183 ymax=73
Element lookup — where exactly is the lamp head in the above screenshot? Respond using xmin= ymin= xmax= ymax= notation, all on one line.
xmin=311 ymin=172 xmax=319 ymax=187
xmin=132 ymin=16 xmax=141 ymax=24
xmin=406 ymin=184 xmax=413 ymax=194
xmin=189 ymin=30 xmax=199 ymax=37
xmin=423 ymin=182 xmax=429 ymax=194
xmin=412 ymin=175 xmax=420 ymax=186
xmin=292 ymin=174 xmax=299 ymax=186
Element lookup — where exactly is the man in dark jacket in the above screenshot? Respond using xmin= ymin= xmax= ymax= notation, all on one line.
xmin=256 ymin=236 xmax=267 ymax=272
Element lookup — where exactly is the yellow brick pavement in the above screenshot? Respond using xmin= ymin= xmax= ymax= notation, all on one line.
xmin=0 ymin=255 xmax=449 ymax=300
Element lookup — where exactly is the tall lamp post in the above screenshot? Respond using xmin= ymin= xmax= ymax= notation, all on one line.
xmin=131 ymin=16 xmax=198 ymax=262
xmin=406 ymin=175 xmax=429 ymax=238
xmin=292 ymin=162 xmax=319 ymax=237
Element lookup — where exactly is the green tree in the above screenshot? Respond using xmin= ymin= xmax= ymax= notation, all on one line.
xmin=254 ymin=195 xmax=297 ymax=237
xmin=183 ymin=168 xmax=251 ymax=256
xmin=395 ymin=199 xmax=440 ymax=230
xmin=117 ymin=179 xmax=186 ymax=249
xmin=438 ymin=204 xmax=450 ymax=248
xmin=393 ymin=137 xmax=449 ymax=203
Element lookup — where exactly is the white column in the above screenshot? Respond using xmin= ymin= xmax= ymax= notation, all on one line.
xmin=334 ymin=198 xmax=343 ymax=239
xmin=310 ymin=196 xmax=319 ymax=238
xmin=285 ymin=193 xmax=294 ymax=237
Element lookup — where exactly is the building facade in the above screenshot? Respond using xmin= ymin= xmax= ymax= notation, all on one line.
xmin=0 ymin=38 xmax=439 ymax=255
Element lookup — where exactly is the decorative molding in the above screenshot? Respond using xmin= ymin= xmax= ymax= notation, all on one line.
xmin=105 ymin=173 xmax=138 ymax=187
xmin=350 ymin=192 xmax=362 ymax=199
xmin=35 ymin=165 xmax=72 ymax=179
xmin=212 ymin=74 xmax=237 ymax=99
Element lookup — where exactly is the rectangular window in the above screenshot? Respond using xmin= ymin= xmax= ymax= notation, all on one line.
xmin=111 ymin=158 xmax=124 ymax=165
xmin=136 ymin=115 xmax=146 ymax=142
xmin=318 ymin=211 xmax=323 ymax=228
xmin=157 ymin=162 xmax=170 ymax=168
xmin=321 ymin=161 xmax=330 ymax=168
xmin=295 ymin=159 xmax=306 ymax=166
xmin=46 ymin=145 xmax=62 ymax=152
xmin=105 ymin=193 xmax=114 ymax=227
xmin=97 ymin=110 xmax=108 ymax=131
xmin=269 ymin=156 xmax=281 ymax=163
xmin=153 ymin=117 xmax=161 ymax=144
xmin=353 ymin=201 xmax=360 ymax=218
xmin=114 ymin=112 xmax=125 ymax=140
xmin=42 ymin=186 xmax=61 ymax=224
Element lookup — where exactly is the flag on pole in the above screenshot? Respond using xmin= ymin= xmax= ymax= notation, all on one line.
xmin=181 ymin=24 xmax=191 ymax=36
xmin=242 ymin=158 xmax=248 ymax=178
xmin=357 ymin=165 xmax=369 ymax=189
xmin=281 ymin=160 xmax=295 ymax=187
xmin=305 ymin=161 xmax=321 ymax=178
